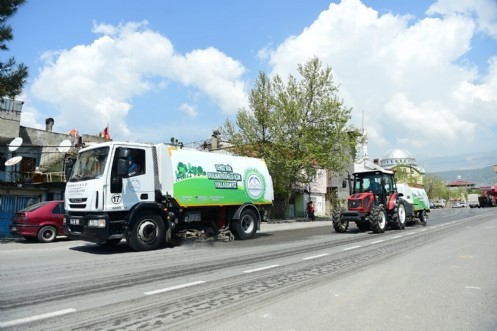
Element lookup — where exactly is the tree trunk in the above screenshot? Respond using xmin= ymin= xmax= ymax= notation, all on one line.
xmin=272 ymin=192 xmax=291 ymax=219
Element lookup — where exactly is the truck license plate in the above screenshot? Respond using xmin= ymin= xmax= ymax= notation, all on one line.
xmin=184 ymin=212 xmax=201 ymax=223
xmin=70 ymin=218 xmax=80 ymax=225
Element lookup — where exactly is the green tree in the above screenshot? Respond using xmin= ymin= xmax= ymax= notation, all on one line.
xmin=0 ymin=0 xmax=27 ymax=99
xmin=225 ymin=57 xmax=359 ymax=218
xmin=424 ymin=175 xmax=450 ymax=201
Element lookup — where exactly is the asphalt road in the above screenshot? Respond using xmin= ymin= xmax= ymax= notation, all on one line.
xmin=0 ymin=207 xmax=496 ymax=331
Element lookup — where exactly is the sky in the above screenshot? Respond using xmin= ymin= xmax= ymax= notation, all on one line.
xmin=5 ymin=0 xmax=497 ymax=171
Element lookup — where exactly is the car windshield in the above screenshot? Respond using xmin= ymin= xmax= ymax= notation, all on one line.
xmin=69 ymin=147 xmax=109 ymax=182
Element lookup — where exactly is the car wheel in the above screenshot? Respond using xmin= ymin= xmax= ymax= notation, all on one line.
xmin=37 ymin=226 xmax=57 ymax=243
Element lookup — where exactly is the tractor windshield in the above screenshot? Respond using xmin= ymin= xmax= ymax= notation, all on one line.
xmin=353 ymin=173 xmax=383 ymax=194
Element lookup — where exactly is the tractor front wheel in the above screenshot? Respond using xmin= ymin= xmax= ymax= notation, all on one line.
xmin=370 ymin=205 xmax=386 ymax=233
xmin=332 ymin=207 xmax=349 ymax=233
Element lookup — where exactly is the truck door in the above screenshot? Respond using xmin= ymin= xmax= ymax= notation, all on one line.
xmin=105 ymin=147 xmax=155 ymax=211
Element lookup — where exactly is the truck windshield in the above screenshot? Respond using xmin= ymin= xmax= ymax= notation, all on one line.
xmin=69 ymin=147 xmax=109 ymax=182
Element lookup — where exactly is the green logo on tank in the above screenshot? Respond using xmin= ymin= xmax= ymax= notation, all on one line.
xmin=244 ymin=168 xmax=266 ymax=200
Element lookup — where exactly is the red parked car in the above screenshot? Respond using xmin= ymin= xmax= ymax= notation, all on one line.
xmin=9 ymin=200 xmax=66 ymax=243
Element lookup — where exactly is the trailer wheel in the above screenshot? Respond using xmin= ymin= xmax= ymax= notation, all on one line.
xmin=370 ymin=206 xmax=386 ymax=233
xmin=391 ymin=200 xmax=406 ymax=230
xmin=418 ymin=210 xmax=427 ymax=226
xmin=332 ymin=207 xmax=349 ymax=233
xmin=232 ymin=209 xmax=257 ymax=240
xmin=37 ymin=226 xmax=57 ymax=243
xmin=127 ymin=214 xmax=165 ymax=251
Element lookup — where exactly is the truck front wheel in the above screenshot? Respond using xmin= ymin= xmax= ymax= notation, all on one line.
xmin=232 ymin=209 xmax=257 ymax=240
xmin=127 ymin=214 xmax=165 ymax=251
xmin=370 ymin=206 xmax=386 ymax=233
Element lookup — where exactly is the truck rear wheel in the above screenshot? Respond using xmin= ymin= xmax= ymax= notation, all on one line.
xmin=127 ymin=214 xmax=165 ymax=251
xmin=332 ymin=207 xmax=348 ymax=233
xmin=232 ymin=209 xmax=257 ymax=240
xmin=370 ymin=206 xmax=386 ymax=233
xmin=391 ymin=200 xmax=406 ymax=230
xmin=418 ymin=210 xmax=427 ymax=226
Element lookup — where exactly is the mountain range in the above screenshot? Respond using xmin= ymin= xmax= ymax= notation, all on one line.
xmin=415 ymin=149 xmax=497 ymax=187
xmin=428 ymin=165 xmax=497 ymax=187
xmin=418 ymin=149 xmax=497 ymax=173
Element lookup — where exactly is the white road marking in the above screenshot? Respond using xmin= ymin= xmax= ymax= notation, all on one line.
xmin=303 ymin=253 xmax=329 ymax=260
xmin=0 ymin=308 xmax=76 ymax=328
xmin=243 ymin=265 xmax=280 ymax=273
xmin=343 ymin=246 xmax=361 ymax=251
xmin=144 ymin=280 xmax=206 ymax=295
xmin=465 ymin=286 xmax=481 ymax=290
xmin=391 ymin=235 xmax=402 ymax=239
xmin=371 ymin=240 xmax=384 ymax=244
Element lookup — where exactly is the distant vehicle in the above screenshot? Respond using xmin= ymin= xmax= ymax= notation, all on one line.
xmin=467 ymin=193 xmax=481 ymax=208
xmin=9 ymin=201 xmax=66 ymax=243
xmin=432 ymin=200 xmax=446 ymax=209
xmin=452 ymin=201 xmax=467 ymax=208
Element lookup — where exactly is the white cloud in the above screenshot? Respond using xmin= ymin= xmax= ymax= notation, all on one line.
xmin=262 ymin=0 xmax=497 ymax=159
xmin=179 ymin=103 xmax=198 ymax=118
xmin=427 ymin=0 xmax=497 ymax=40
xmin=29 ymin=21 xmax=248 ymax=141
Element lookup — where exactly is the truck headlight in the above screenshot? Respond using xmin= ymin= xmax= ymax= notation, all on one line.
xmin=88 ymin=219 xmax=106 ymax=228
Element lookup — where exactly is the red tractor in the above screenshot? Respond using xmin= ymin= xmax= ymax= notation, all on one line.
xmin=332 ymin=169 xmax=407 ymax=233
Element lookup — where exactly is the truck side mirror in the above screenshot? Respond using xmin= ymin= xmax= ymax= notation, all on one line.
xmin=117 ymin=158 xmax=129 ymax=177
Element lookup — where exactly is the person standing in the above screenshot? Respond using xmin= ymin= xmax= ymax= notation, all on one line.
xmin=307 ymin=201 xmax=316 ymax=221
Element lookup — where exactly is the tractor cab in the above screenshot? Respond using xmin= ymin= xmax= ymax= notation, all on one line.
xmin=352 ymin=170 xmax=396 ymax=206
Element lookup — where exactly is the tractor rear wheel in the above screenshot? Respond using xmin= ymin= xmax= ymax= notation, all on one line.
xmin=332 ymin=207 xmax=349 ymax=233
xmin=370 ymin=205 xmax=386 ymax=233
xmin=391 ymin=200 xmax=406 ymax=230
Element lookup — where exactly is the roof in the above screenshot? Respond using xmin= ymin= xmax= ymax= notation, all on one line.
xmin=447 ymin=179 xmax=475 ymax=186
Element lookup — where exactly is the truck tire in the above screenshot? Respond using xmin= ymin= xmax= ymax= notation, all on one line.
xmin=418 ymin=210 xmax=427 ymax=226
xmin=232 ymin=209 xmax=257 ymax=240
xmin=391 ymin=200 xmax=406 ymax=230
xmin=370 ymin=205 xmax=386 ymax=233
xmin=97 ymin=239 xmax=122 ymax=246
xmin=37 ymin=226 xmax=57 ymax=243
xmin=332 ymin=207 xmax=349 ymax=233
xmin=127 ymin=214 xmax=165 ymax=251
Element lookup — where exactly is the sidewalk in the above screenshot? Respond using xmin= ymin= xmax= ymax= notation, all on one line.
xmin=260 ymin=218 xmax=332 ymax=233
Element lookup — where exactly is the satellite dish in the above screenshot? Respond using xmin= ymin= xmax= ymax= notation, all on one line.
xmin=5 ymin=155 xmax=22 ymax=166
xmin=8 ymin=137 xmax=23 ymax=152
xmin=58 ymin=139 xmax=72 ymax=153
